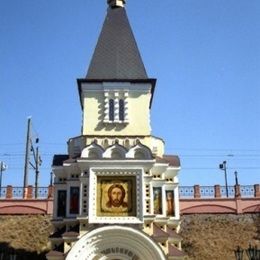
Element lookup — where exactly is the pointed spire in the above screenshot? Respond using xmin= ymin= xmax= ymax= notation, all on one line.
xmin=107 ymin=0 xmax=125 ymax=8
xmin=86 ymin=5 xmax=147 ymax=79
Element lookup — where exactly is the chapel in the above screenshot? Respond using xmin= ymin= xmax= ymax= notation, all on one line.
xmin=47 ymin=1 xmax=185 ymax=259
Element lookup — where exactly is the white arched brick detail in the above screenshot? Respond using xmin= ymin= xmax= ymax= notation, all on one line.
xmin=124 ymin=91 xmax=129 ymax=122
xmin=104 ymin=91 xmax=109 ymax=122
xmin=114 ymin=92 xmax=119 ymax=121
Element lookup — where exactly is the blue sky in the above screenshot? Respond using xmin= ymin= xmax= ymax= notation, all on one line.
xmin=0 ymin=0 xmax=259 ymax=187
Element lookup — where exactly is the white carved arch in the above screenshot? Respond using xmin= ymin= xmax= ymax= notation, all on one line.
xmin=66 ymin=226 xmax=166 ymax=260
xmin=103 ymin=143 xmax=127 ymax=159
xmin=81 ymin=143 xmax=104 ymax=159
xmin=126 ymin=143 xmax=153 ymax=159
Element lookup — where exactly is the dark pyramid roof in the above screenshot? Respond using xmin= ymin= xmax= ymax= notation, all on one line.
xmin=86 ymin=7 xmax=148 ymax=80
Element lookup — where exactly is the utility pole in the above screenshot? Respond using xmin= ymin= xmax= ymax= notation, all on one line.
xmin=30 ymin=138 xmax=41 ymax=198
xmin=219 ymin=161 xmax=228 ymax=197
xmin=23 ymin=117 xmax=32 ymax=189
xmin=23 ymin=117 xmax=42 ymax=198
xmin=35 ymin=146 xmax=39 ymax=197
xmin=50 ymin=171 xmax=53 ymax=186
xmin=234 ymin=171 xmax=239 ymax=186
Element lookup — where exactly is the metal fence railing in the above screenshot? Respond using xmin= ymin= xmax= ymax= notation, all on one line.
xmin=179 ymin=186 xmax=194 ymax=198
xmin=240 ymin=185 xmax=255 ymax=197
xmin=179 ymin=185 xmax=257 ymax=199
xmin=0 ymin=185 xmax=258 ymax=199
xmin=200 ymin=186 xmax=215 ymax=198
xmin=0 ymin=187 xmax=6 ymax=198
xmin=32 ymin=187 xmax=49 ymax=198
xmin=220 ymin=186 xmax=235 ymax=198
xmin=12 ymin=187 xmax=24 ymax=198
xmin=0 ymin=187 xmax=50 ymax=199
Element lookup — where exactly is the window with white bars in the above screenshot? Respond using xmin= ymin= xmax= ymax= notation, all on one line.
xmin=104 ymin=92 xmax=128 ymax=123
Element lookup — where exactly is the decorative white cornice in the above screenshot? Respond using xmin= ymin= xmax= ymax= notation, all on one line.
xmin=80 ymin=82 xmax=151 ymax=93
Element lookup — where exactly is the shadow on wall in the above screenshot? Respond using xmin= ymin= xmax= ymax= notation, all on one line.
xmin=93 ymin=92 xmax=145 ymax=132
xmin=0 ymin=242 xmax=47 ymax=260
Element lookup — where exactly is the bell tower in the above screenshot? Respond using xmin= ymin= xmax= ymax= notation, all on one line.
xmin=76 ymin=0 xmax=158 ymax=156
xmin=48 ymin=1 xmax=185 ymax=260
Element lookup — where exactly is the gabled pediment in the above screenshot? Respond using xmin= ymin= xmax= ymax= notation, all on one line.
xmin=81 ymin=142 xmax=104 ymax=159
xmin=103 ymin=143 xmax=127 ymax=159
xmin=127 ymin=142 xmax=153 ymax=159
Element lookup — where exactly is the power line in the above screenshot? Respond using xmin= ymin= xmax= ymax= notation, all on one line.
xmin=179 ymin=154 xmax=260 ymax=158
xmin=4 ymin=166 xmax=260 ymax=170
xmin=0 ymin=142 xmax=65 ymax=146
xmin=41 ymin=143 xmax=67 ymax=146
xmin=167 ymin=148 xmax=260 ymax=152
xmin=182 ymin=167 xmax=260 ymax=170
xmin=0 ymin=143 xmax=24 ymax=146
xmin=0 ymin=153 xmax=24 ymax=156
xmin=0 ymin=153 xmax=54 ymax=157
xmin=5 ymin=167 xmax=51 ymax=170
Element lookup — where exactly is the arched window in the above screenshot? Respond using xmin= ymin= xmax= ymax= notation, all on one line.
xmin=119 ymin=99 xmax=124 ymax=121
xmin=109 ymin=99 xmax=114 ymax=121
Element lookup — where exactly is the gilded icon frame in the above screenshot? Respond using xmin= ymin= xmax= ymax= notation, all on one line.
xmin=88 ymin=168 xmax=143 ymax=224
xmin=96 ymin=176 xmax=136 ymax=216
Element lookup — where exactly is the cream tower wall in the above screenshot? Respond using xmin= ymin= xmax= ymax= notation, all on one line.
xmin=81 ymin=82 xmax=152 ymax=136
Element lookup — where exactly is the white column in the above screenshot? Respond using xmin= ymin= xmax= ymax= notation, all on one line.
xmin=79 ymin=178 xmax=84 ymax=216
xmin=80 ymin=176 xmax=89 ymax=216
xmin=174 ymin=186 xmax=180 ymax=219
xmin=162 ymin=185 xmax=166 ymax=216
